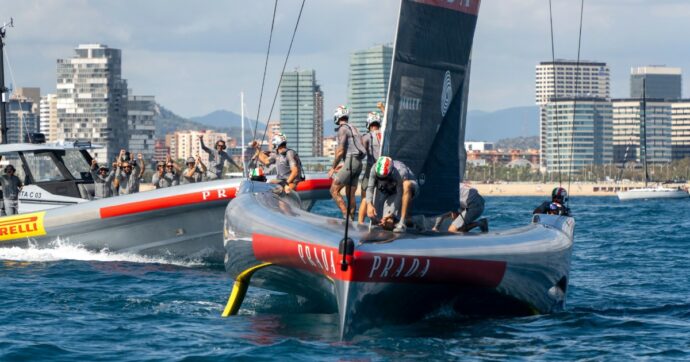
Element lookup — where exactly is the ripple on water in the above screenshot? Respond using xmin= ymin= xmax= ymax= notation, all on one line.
xmin=1 ymin=196 xmax=689 ymax=360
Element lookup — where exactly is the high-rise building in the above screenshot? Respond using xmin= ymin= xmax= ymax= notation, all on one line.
xmin=168 ymin=130 xmax=229 ymax=165
xmin=56 ymin=44 xmax=129 ymax=163
xmin=40 ymin=94 xmax=58 ymax=142
xmin=5 ymin=95 xmax=39 ymax=143
xmin=545 ymin=97 xmax=612 ymax=174
xmin=612 ymin=99 xmax=672 ymax=164
xmin=630 ymin=66 xmax=682 ymax=100
xmin=279 ymin=69 xmax=323 ymax=157
xmin=671 ymin=100 xmax=690 ymax=160
xmin=347 ymin=44 xmax=393 ymax=131
xmin=313 ymin=85 xmax=324 ymax=157
xmin=153 ymin=139 xmax=170 ymax=164
xmin=14 ymin=87 xmax=41 ymax=114
xmin=536 ymin=60 xmax=610 ymax=167
xmin=322 ymin=136 xmax=337 ymax=159
xmin=127 ymin=95 xmax=156 ymax=162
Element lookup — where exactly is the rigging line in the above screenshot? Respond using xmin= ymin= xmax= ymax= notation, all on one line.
xmin=567 ymin=0 xmax=585 ymax=198
xmin=3 ymin=46 xmax=32 ymax=142
xmin=258 ymin=0 xmax=306 ymax=148
xmin=252 ymin=0 xmax=279 ymax=141
xmin=548 ymin=0 xmax=561 ymax=186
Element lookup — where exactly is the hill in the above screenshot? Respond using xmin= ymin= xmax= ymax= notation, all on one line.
xmin=465 ymin=106 xmax=539 ymax=142
xmin=154 ymin=106 xmax=263 ymax=142
xmin=494 ymin=136 xmax=540 ymax=150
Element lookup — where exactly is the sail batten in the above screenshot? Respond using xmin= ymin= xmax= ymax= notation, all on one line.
xmin=381 ymin=0 xmax=481 ymax=216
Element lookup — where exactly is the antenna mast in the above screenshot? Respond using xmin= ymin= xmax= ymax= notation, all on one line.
xmin=0 ymin=17 xmax=14 ymax=145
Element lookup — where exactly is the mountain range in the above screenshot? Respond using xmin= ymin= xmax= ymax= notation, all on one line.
xmin=154 ymin=106 xmax=264 ymax=142
xmin=465 ymin=106 xmax=539 ymax=142
xmin=155 ymin=105 xmax=539 ymax=144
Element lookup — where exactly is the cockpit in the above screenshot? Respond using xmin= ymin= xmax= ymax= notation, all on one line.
xmin=0 ymin=143 xmax=97 ymax=212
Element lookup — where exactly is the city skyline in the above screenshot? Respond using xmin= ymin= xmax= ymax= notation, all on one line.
xmin=3 ymin=1 xmax=690 ymax=120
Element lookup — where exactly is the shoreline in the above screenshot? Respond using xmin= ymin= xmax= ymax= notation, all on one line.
xmin=470 ymin=182 xmax=690 ymax=196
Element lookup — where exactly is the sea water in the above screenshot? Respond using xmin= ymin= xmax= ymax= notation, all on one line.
xmin=1 ymin=196 xmax=689 ymax=361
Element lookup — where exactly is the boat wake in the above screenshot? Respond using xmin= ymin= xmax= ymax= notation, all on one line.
xmin=0 ymin=238 xmax=206 ymax=268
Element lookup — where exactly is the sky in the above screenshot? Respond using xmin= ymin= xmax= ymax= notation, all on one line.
xmin=3 ymin=0 xmax=690 ymax=120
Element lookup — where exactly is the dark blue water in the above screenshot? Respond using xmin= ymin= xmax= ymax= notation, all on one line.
xmin=2 ymin=197 xmax=689 ymax=361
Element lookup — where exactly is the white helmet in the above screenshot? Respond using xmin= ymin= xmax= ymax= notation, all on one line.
xmin=333 ymin=105 xmax=350 ymax=124
xmin=366 ymin=112 xmax=382 ymax=129
xmin=271 ymin=133 xmax=287 ymax=148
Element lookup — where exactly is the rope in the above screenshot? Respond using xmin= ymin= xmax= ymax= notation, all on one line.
xmin=257 ymin=0 xmax=306 ymax=149
xmin=567 ymin=0 xmax=585 ymax=199
xmin=252 ymin=0 xmax=279 ymax=141
xmin=547 ymin=0 xmax=561 ymax=186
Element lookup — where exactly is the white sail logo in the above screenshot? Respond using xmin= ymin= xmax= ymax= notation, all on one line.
xmin=441 ymin=70 xmax=452 ymax=116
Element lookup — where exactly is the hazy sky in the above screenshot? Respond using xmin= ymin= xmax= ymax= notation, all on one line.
xmin=3 ymin=0 xmax=690 ymax=120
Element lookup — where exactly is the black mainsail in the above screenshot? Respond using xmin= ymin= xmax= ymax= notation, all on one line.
xmin=381 ymin=0 xmax=481 ymax=216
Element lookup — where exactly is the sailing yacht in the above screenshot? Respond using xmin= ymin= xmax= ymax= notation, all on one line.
xmin=222 ymin=0 xmax=574 ymax=339
xmin=617 ymin=80 xmax=689 ymax=201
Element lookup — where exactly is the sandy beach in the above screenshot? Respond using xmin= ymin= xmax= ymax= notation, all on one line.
xmin=470 ymin=182 xmax=690 ymax=196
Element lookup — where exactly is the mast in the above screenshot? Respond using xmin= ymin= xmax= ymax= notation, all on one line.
xmin=241 ymin=91 xmax=246 ymax=177
xmin=0 ymin=18 xmax=13 ymax=145
xmin=642 ymin=78 xmax=648 ymax=187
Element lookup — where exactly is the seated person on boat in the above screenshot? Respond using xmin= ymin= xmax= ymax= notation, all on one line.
xmin=200 ymin=135 xmax=241 ymax=180
xmin=365 ymin=156 xmax=418 ymax=233
xmin=180 ymin=155 xmax=207 ymax=184
xmin=533 ymin=187 xmax=570 ymax=216
xmin=432 ymin=183 xmax=487 ymax=233
xmin=115 ymin=150 xmax=145 ymax=195
xmin=90 ymin=160 xmax=116 ymax=199
xmin=152 ymin=156 xmax=180 ymax=189
xmin=251 ymin=134 xmax=305 ymax=193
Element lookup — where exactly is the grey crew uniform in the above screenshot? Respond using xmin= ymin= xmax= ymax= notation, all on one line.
xmin=152 ymin=172 xmax=179 ymax=188
xmin=360 ymin=129 xmax=382 ymax=190
xmin=180 ymin=167 xmax=205 ymax=184
xmin=335 ymin=123 xmax=365 ymax=186
xmin=201 ymin=140 xmax=240 ymax=180
xmin=115 ymin=163 xmax=141 ymax=195
xmin=90 ymin=168 xmax=116 ymax=199
xmin=365 ymin=160 xmax=419 ymax=222
xmin=450 ymin=185 xmax=485 ymax=230
xmin=0 ymin=174 xmax=23 ymax=215
xmin=267 ymin=149 xmax=304 ymax=184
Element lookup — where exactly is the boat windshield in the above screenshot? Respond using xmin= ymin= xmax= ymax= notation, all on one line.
xmin=22 ymin=151 xmax=70 ymax=182
xmin=59 ymin=149 xmax=92 ymax=181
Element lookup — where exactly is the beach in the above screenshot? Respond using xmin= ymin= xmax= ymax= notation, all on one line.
xmin=470 ymin=181 xmax=690 ymax=196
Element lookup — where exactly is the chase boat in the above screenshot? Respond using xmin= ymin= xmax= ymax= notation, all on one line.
xmin=222 ymin=0 xmax=575 ymax=339
xmin=0 ymin=141 xmax=331 ymax=262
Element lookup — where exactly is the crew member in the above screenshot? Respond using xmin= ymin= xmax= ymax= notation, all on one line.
xmin=358 ymin=111 xmax=383 ymax=223
xmin=90 ymin=160 xmax=116 ymax=199
xmin=365 ymin=156 xmax=418 ymax=233
xmin=328 ymin=105 xmax=365 ymax=220
xmin=200 ymin=135 xmax=241 ymax=179
xmin=252 ymin=133 xmax=304 ymax=193
xmin=432 ymin=183 xmax=488 ymax=233
xmin=152 ymin=158 xmax=180 ymax=189
xmin=116 ymin=151 xmax=145 ymax=195
xmin=180 ymin=155 xmax=207 ymax=184
xmin=249 ymin=167 xmax=267 ymax=182
xmin=533 ymin=187 xmax=570 ymax=216
xmin=0 ymin=165 xmax=23 ymax=215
